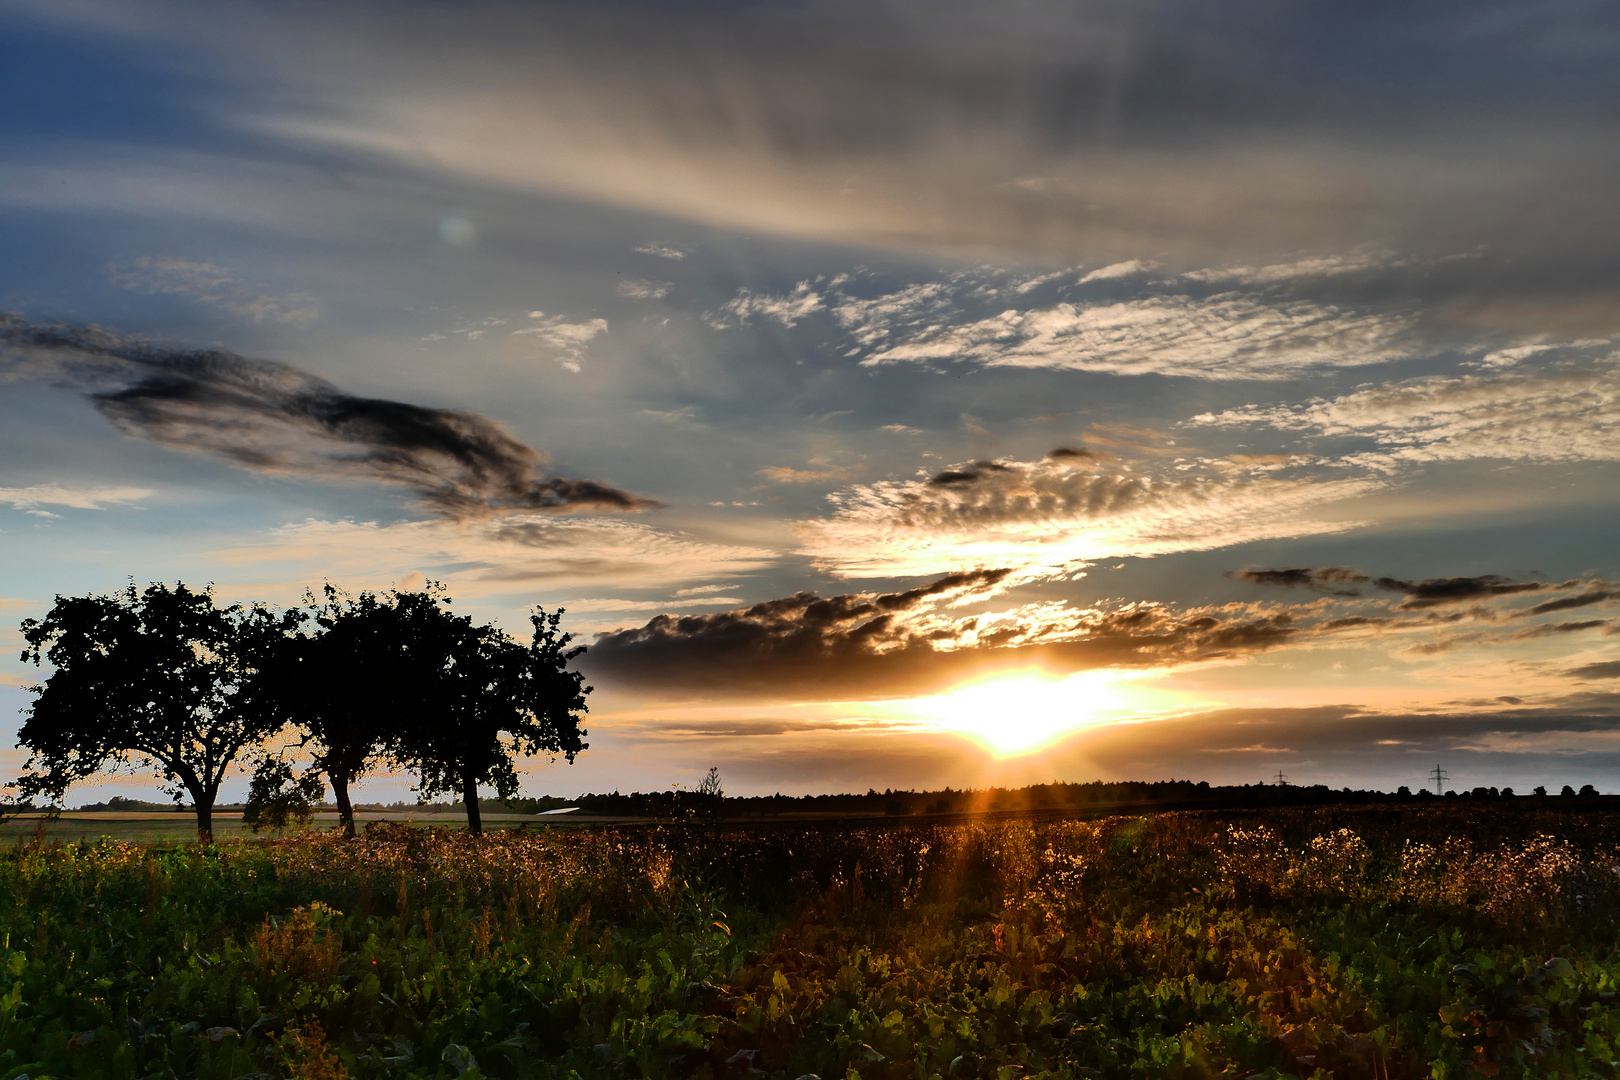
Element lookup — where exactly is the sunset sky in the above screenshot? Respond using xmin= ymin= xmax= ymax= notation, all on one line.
xmin=3 ymin=0 xmax=1619 ymax=803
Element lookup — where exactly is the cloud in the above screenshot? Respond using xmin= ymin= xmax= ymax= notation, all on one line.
xmin=0 ymin=315 xmax=654 ymax=519
xmin=1230 ymin=567 xmax=1370 ymax=595
xmin=705 ymin=282 xmax=824 ymax=329
xmin=210 ymin=515 xmax=775 ymax=600
xmin=1231 ymin=567 xmax=1584 ymax=609
xmin=674 ymin=584 xmax=743 ymax=597
xmin=1375 ymin=574 xmax=1551 ymax=610
xmin=0 ymin=484 xmax=152 ymax=512
xmin=635 ymin=243 xmax=687 ymax=261
xmin=139 ymin=0 xmax=1620 ymax=296
xmin=556 ymin=596 xmax=744 ymax=612
xmin=615 ymin=279 xmax=671 ymax=300
xmin=587 ymin=569 xmax=1300 ymax=699
xmin=1228 ymin=567 xmax=1620 ymax=663
xmin=856 ymin=294 xmax=1416 ymax=380
xmin=927 ymin=459 xmax=1010 ymax=487
xmin=1191 ymin=347 xmax=1620 ymax=466
xmin=585 ymin=557 xmax=1620 ymax=703
xmin=831 ymin=282 xmax=958 ymax=349
xmin=1079 ymin=259 xmax=1159 ymax=283
xmin=799 ymin=454 xmax=1376 ymax=579
xmin=758 ymin=464 xmax=852 ymax=485
xmin=1526 ymin=589 xmax=1620 ymax=616
xmin=511 ymin=311 xmax=609 ymax=372
xmin=1511 ymin=620 xmax=1611 ymax=640
xmin=640 ymin=406 xmax=696 ymax=422
xmin=108 ymin=255 xmax=317 ymax=325
xmin=1180 ymin=248 xmax=1405 ymax=286
xmin=1034 ymin=702 xmax=1620 ymax=789
xmin=1571 ymin=661 xmax=1620 ymax=680
xmin=697 ymin=258 xmax=1440 ymax=380
xmin=705 ymin=254 xmax=1510 ymax=381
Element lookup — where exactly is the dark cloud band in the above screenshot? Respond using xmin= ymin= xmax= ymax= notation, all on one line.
xmin=587 ymin=569 xmax=1296 ymax=699
xmin=1235 ymin=565 xmax=1576 ymax=609
xmin=0 ymin=315 xmax=655 ymax=519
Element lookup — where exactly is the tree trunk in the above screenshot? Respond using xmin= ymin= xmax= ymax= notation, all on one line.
xmin=331 ymin=768 xmax=356 ymax=838
xmin=194 ymin=799 xmax=214 ymax=846
xmin=463 ymin=774 xmax=482 ymax=835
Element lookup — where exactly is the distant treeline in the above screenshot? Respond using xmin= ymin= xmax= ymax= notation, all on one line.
xmin=566 ymin=778 xmax=1607 ymax=818
xmin=65 ymin=795 xmax=581 ymax=814
xmin=70 ymin=796 xmax=185 ymax=813
xmin=68 ymin=780 xmax=1606 ymax=817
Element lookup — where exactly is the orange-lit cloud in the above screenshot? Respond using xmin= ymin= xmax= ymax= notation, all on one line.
xmin=1194 ymin=346 xmax=1620 ymax=466
xmin=585 ymin=566 xmax=1620 ymax=704
xmin=799 ymin=454 xmax=1376 ymax=579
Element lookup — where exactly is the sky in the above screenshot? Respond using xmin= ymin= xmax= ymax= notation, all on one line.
xmin=2 ymin=0 xmax=1619 ymax=803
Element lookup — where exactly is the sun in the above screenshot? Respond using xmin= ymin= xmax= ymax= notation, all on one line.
xmin=918 ymin=671 xmax=1126 ymax=756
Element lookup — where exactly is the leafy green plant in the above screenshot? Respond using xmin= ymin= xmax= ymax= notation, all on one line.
xmin=5 ymin=805 xmax=1620 ymax=1077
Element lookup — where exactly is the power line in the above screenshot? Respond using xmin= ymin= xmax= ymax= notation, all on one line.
xmin=1274 ymin=769 xmax=1288 ymax=786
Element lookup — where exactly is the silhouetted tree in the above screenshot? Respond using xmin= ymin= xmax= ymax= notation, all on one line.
xmin=14 ymin=582 xmax=299 ymax=843
xmin=283 ymin=584 xmax=451 ymax=836
xmin=395 ymin=605 xmax=590 ymax=834
xmin=242 ymin=756 xmax=324 ymax=833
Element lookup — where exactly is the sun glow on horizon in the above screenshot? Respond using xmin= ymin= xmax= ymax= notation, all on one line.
xmin=918 ymin=670 xmax=1136 ymax=756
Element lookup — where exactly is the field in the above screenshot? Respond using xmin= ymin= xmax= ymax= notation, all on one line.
xmin=0 ymin=812 xmax=548 ymax=846
xmin=3 ymin=805 xmax=1620 ymax=1079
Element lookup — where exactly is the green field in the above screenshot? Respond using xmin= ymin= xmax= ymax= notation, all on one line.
xmin=0 ymin=811 xmax=548 ymax=846
xmin=3 ymin=804 xmax=1619 ymax=1079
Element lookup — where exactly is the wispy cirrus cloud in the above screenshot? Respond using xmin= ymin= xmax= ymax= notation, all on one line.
xmin=854 ymin=294 xmax=1415 ymax=379
xmin=511 ymin=311 xmax=609 ymax=372
xmin=211 ymin=515 xmax=774 ymax=600
xmin=0 ymin=484 xmax=152 ymax=515
xmin=703 ymin=255 xmax=1429 ymax=380
xmin=798 ymin=453 xmax=1376 ymax=580
xmin=615 ymin=279 xmax=671 ymax=300
xmin=758 ymin=462 xmax=851 ymax=485
xmin=108 ymin=255 xmax=317 ymax=325
xmin=0 ymin=315 xmax=653 ymax=519
xmin=1191 ymin=345 xmax=1620 ymax=467
xmin=1179 ymin=248 xmax=1408 ymax=287
xmin=704 ymin=282 xmax=824 ymax=329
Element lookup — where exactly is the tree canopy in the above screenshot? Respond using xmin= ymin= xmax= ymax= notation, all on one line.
xmin=15 ymin=581 xmax=300 ymax=843
xmin=279 ymin=584 xmax=451 ymax=836
xmin=393 ymin=604 xmax=591 ymax=834
xmin=11 ymin=581 xmax=589 ymax=840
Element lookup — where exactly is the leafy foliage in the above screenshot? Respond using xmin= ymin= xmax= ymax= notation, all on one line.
xmin=392 ymin=605 xmax=591 ymax=834
xmin=14 ymin=581 xmax=301 ymax=843
xmin=12 ymin=581 xmax=591 ymax=841
xmin=284 ymin=584 xmax=452 ymax=837
xmin=5 ymin=805 xmax=1620 ymax=1078
xmin=242 ymin=758 xmax=326 ymax=833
